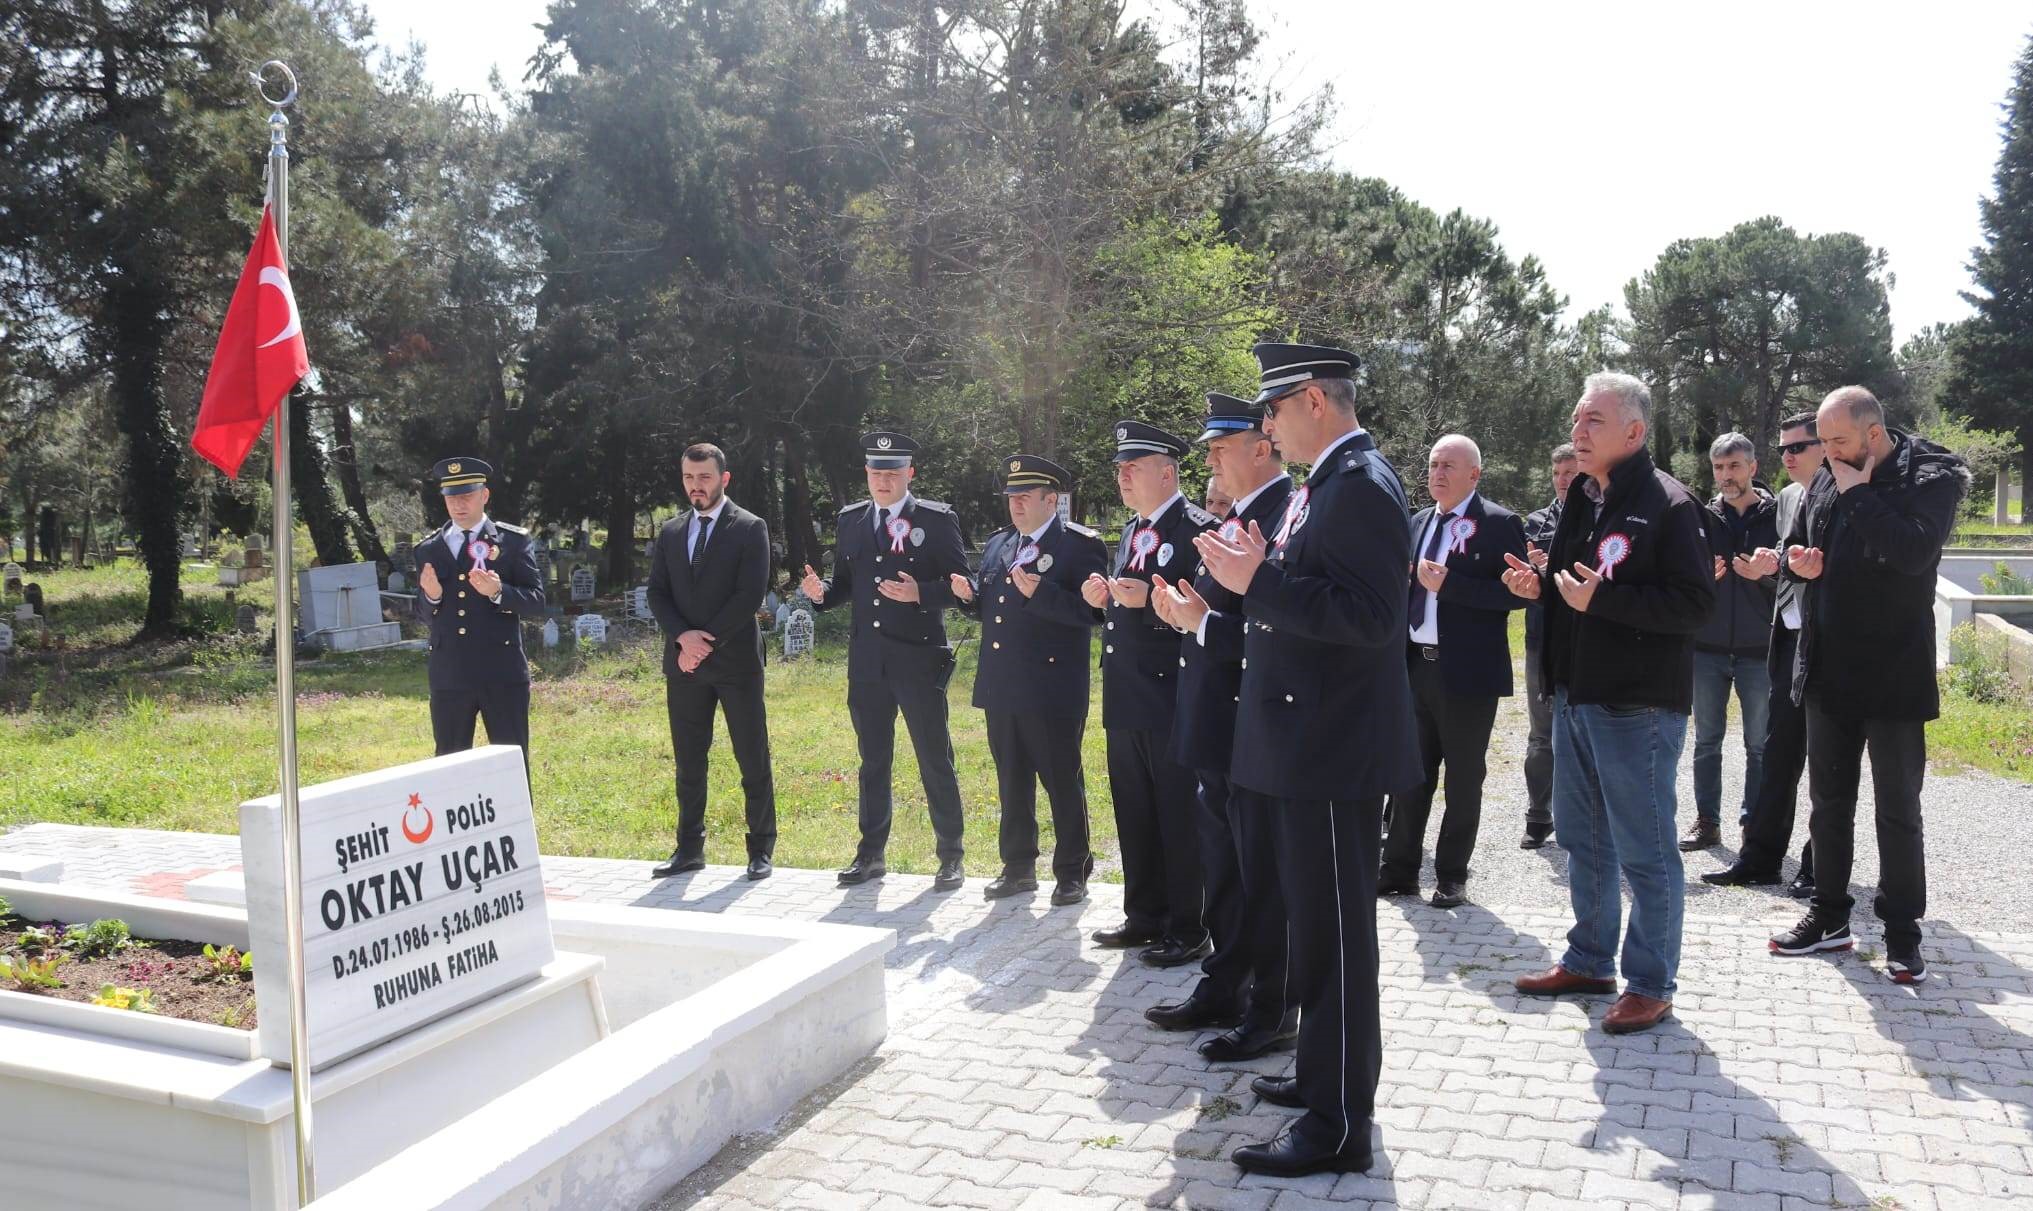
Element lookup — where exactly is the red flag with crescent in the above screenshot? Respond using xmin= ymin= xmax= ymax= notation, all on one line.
xmin=191 ymin=206 xmax=308 ymax=478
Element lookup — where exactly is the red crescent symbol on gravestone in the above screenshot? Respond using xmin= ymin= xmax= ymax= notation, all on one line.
xmin=402 ymin=802 xmax=434 ymax=845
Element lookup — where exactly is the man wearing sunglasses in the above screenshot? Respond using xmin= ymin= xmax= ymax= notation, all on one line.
xmin=1704 ymin=413 xmax=1823 ymax=896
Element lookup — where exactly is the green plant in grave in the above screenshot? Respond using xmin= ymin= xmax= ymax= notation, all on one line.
xmin=63 ymin=918 xmax=137 ymax=959
xmin=0 ymin=954 xmax=66 ymax=990
xmin=0 ymin=894 xmax=11 ymax=919
xmin=91 ymin=984 xmax=156 ymax=1013
xmin=15 ymin=925 xmax=63 ymax=956
xmin=199 ymin=944 xmax=254 ymax=982
xmin=1979 ymin=561 xmax=2033 ymax=596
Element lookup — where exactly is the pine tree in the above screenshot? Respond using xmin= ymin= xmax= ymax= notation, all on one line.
xmin=1948 ymin=34 xmax=2033 ymax=518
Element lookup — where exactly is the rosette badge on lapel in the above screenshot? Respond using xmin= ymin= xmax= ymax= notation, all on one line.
xmin=1446 ymin=517 xmax=1477 ymax=555
xmin=1595 ymin=532 xmax=1632 ymax=579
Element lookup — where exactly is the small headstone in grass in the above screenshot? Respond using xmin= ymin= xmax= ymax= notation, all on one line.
xmin=783 ymin=609 xmax=815 ymax=660
xmin=626 ymin=586 xmax=652 ymax=621
xmin=15 ymin=604 xmax=32 ymax=623
xmin=541 ymin=617 xmax=559 ymax=648
xmin=392 ymin=539 xmax=413 ymax=567
xmin=22 ymin=584 xmax=44 ymax=617
xmin=386 ymin=571 xmax=407 ymax=592
xmin=570 ymin=566 xmax=595 ymax=603
xmin=181 ymin=533 xmax=200 ymax=558
xmin=0 ymin=621 xmax=13 ymax=653
xmin=236 ymin=604 xmax=259 ymax=635
xmin=243 ymin=545 xmax=264 ymax=570
xmin=573 ymin=614 xmax=607 ymax=645
xmin=2 ymin=562 xmax=21 ymax=594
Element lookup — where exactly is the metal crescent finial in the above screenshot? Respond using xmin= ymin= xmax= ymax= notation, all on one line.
xmin=254 ymin=60 xmax=298 ymax=109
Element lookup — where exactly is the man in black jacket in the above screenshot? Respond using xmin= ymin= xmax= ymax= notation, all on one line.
xmin=1502 ymin=372 xmax=1714 ymax=1036
xmin=1146 ymin=392 xmax=1297 ymax=1061
xmin=1519 ymin=443 xmax=1579 ymax=848
xmin=1705 ymin=413 xmax=1824 ymax=896
xmin=1682 ymin=433 xmax=1780 ymax=851
xmin=1380 ymin=434 xmax=1527 ymax=907
xmin=414 ymin=457 xmax=547 ymax=771
xmin=950 ymin=455 xmax=1109 ymax=905
xmin=1082 ymin=421 xmax=1218 ymax=966
xmin=1765 ymin=388 xmax=1967 ymax=984
xmin=647 ymin=444 xmax=778 ymax=882
xmin=801 ymin=432 xmax=970 ymax=891
xmin=1196 ymin=343 xmax=1417 ymax=1177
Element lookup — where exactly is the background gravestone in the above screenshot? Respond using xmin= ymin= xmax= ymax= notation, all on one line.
xmin=2 ymin=562 xmax=22 ymax=594
xmin=235 ymin=604 xmax=259 ymax=635
xmin=22 ymin=584 xmax=44 ymax=617
xmin=570 ymin=566 xmax=595 ymax=603
xmin=783 ymin=609 xmax=815 ymax=660
xmin=573 ymin=614 xmax=608 ymax=645
xmin=0 ymin=621 xmax=13 ymax=653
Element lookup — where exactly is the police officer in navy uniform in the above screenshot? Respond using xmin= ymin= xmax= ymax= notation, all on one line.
xmin=801 ymin=432 xmax=970 ymax=891
xmin=1148 ymin=392 xmax=1298 ymax=1062
xmin=1081 ymin=420 xmax=1218 ymax=967
xmin=413 ymin=457 xmax=546 ymax=769
xmin=1195 ymin=344 xmax=1418 ymax=1177
xmin=950 ymin=455 xmax=1108 ymax=905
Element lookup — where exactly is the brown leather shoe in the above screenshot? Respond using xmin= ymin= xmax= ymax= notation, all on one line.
xmin=1515 ymin=965 xmax=1617 ymax=997
xmin=1678 ymin=822 xmax=1721 ymax=851
xmin=1602 ymin=992 xmax=1672 ymax=1034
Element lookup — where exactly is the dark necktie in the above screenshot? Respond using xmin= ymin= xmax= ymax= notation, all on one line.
xmin=877 ymin=507 xmax=890 ymax=547
xmin=691 ymin=515 xmax=713 ymax=568
xmin=1406 ymin=511 xmax=1449 ymax=629
xmin=460 ymin=529 xmax=475 ymax=566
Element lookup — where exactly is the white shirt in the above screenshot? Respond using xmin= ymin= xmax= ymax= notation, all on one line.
xmin=688 ymin=498 xmax=730 ymax=557
xmin=1409 ymin=493 xmax=1475 ymax=645
xmin=1138 ymin=490 xmax=1185 ymax=527
xmin=873 ymin=493 xmax=914 ymax=536
xmin=1308 ymin=427 xmax=1367 ymax=475
xmin=1193 ymin=473 xmax=1288 ymax=647
xmin=1022 ymin=517 xmax=1055 ymax=546
xmin=444 ymin=515 xmax=490 ymax=559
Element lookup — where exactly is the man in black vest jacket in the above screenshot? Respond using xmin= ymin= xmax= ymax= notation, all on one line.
xmin=951 ymin=455 xmax=1108 ymax=905
xmin=1380 ymin=434 xmax=1527 ymax=908
xmin=414 ymin=457 xmax=546 ymax=771
xmin=1196 ymin=344 xmax=1417 ymax=1178
xmin=1765 ymin=388 xmax=1967 ymax=984
xmin=1519 ymin=444 xmax=1579 ymax=848
xmin=1503 ymin=372 xmax=1714 ymax=1037
xmin=802 ymin=432 xmax=970 ymax=891
xmin=1082 ymin=421 xmax=1219 ymax=967
xmin=1146 ymin=393 xmax=1297 ymax=1062
xmin=646 ymin=443 xmax=777 ymax=882
xmin=1682 ymin=432 xmax=1780 ymax=852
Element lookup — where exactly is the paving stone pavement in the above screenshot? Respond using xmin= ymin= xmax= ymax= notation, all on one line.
xmin=6 ymin=821 xmax=2033 ymax=1210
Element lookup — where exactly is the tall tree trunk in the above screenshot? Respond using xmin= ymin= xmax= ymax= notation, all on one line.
xmin=328 ymin=399 xmax=388 ymax=565
xmin=779 ymin=424 xmax=821 ymax=577
xmin=290 ymin=396 xmax=355 ymax=566
xmin=601 ymin=428 xmax=635 ymax=586
xmin=2020 ymin=427 xmax=2033 ymax=525
xmin=106 ymin=272 xmax=185 ymax=634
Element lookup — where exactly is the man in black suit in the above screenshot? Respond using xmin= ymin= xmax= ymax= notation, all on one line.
xmin=413 ymin=457 xmax=546 ymax=772
xmin=950 ymin=455 xmax=1108 ymax=905
xmin=646 ymin=443 xmax=777 ymax=882
xmin=1148 ymin=392 xmax=1297 ymax=1062
xmin=1082 ymin=420 xmax=1218 ymax=967
xmin=1380 ymin=435 xmax=1528 ymax=908
xmin=801 ymin=432 xmax=969 ymax=890
xmin=1196 ymin=344 xmax=1418 ymax=1177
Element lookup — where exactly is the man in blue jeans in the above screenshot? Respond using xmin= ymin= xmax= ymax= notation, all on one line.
xmin=1681 ymin=432 xmax=1778 ymax=851
xmin=1502 ymin=373 xmax=1716 ymax=1034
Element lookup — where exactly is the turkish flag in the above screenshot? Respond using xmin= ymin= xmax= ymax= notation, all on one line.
xmin=191 ymin=206 xmax=308 ymax=478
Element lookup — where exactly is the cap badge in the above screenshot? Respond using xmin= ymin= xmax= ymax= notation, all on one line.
xmin=876 ymin=436 xmax=893 ymax=450
xmin=1116 ymin=426 xmax=1128 ymax=442
xmin=1010 ymin=459 xmax=1022 ymax=473
xmin=447 ymin=461 xmax=462 ymax=475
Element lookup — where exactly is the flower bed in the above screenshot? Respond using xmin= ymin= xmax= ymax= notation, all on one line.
xmin=0 ymin=900 xmax=257 ymax=1029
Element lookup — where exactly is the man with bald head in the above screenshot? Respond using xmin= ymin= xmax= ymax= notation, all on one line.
xmin=1764 ymin=387 xmax=1967 ymax=984
xmin=1379 ymin=434 xmax=1528 ymax=908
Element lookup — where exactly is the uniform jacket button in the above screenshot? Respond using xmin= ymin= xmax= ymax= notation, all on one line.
xmin=503 ymin=639 xmax=511 ymax=645
xmin=1106 ymin=621 xmax=1114 ymax=630
xmin=992 ymin=641 xmax=1002 ymax=650
xmin=458 ymin=572 xmax=467 ymax=581
xmin=872 ymin=620 xmax=881 ymax=628
xmin=1105 ymin=644 xmax=1114 ymax=654
xmin=994 ymin=616 xmax=1003 ymax=624
xmin=458 ymin=609 xmax=466 ymax=617
xmin=1047 ymin=656 xmax=1055 ymax=663
xmin=1284 ymin=693 xmax=1294 ymax=702
xmin=458 ymin=627 xmax=468 ymax=636
xmin=1241 ymin=658 xmax=1247 ymax=668
xmin=1178 ymin=657 xmax=1186 ymax=667
xmin=998 ymin=595 xmax=1006 ymax=604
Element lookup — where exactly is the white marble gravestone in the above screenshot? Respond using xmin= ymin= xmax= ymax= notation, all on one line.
xmin=2 ymin=562 xmax=22 ymax=593
xmin=0 ymin=622 xmax=12 ymax=653
xmin=783 ymin=608 xmax=815 ymax=659
xmin=541 ymin=617 xmax=559 ymax=648
xmin=299 ymin=562 xmax=402 ymax=651
xmin=570 ymin=566 xmax=595 ymax=603
xmin=574 ymin=614 xmax=608 ymax=645
xmin=626 ymin=586 xmax=652 ymax=621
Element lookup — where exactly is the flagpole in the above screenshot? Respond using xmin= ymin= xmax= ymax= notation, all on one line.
xmin=256 ymin=58 xmax=318 ymax=1207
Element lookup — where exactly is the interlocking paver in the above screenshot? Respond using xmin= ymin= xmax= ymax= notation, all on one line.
xmin=7 ymin=820 xmax=2031 ymax=1211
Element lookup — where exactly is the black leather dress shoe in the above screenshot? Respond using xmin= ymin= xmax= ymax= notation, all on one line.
xmin=1090 ymin=923 xmax=1162 ymax=948
xmin=1520 ymin=828 xmax=1551 ymax=850
xmin=1250 ymin=1074 xmax=1303 ymax=1108
xmin=1375 ymin=880 xmax=1419 ymax=898
xmin=933 ymin=859 xmax=964 ymax=892
xmin=1787 ymin=872 xmax=1815 ymax=899
xmin=837 ymin=858 xmax=886 ymax=886
xmin=1198 ymin=1020 xmax=1298 ymax=1062
xmin=1700 ymin=863 xmax=1779 ymax=887
xmin=1430 ymin=881 xmax=1467 ymax=909
xmin=1049 ymin=880 xmax=1086 ymax=906
xmin=983 ymin=869 xmax=1038 ymax=900
xmin=1231 ymin=1127 xmax=1373 ymax=1176
xmin=1144 ymin=997 xmax=1243 ymax=1032
xmin=651 ymin=851 xmax=705 ymax=879
xmin=746 ymin=856 xmax=772 ymax=881
xmin=1140 ymin=936 xmax=1212 ymax=968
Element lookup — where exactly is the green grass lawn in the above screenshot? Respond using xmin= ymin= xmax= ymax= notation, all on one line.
xmin=2 ymin=564 xmax=2026 ymax=876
